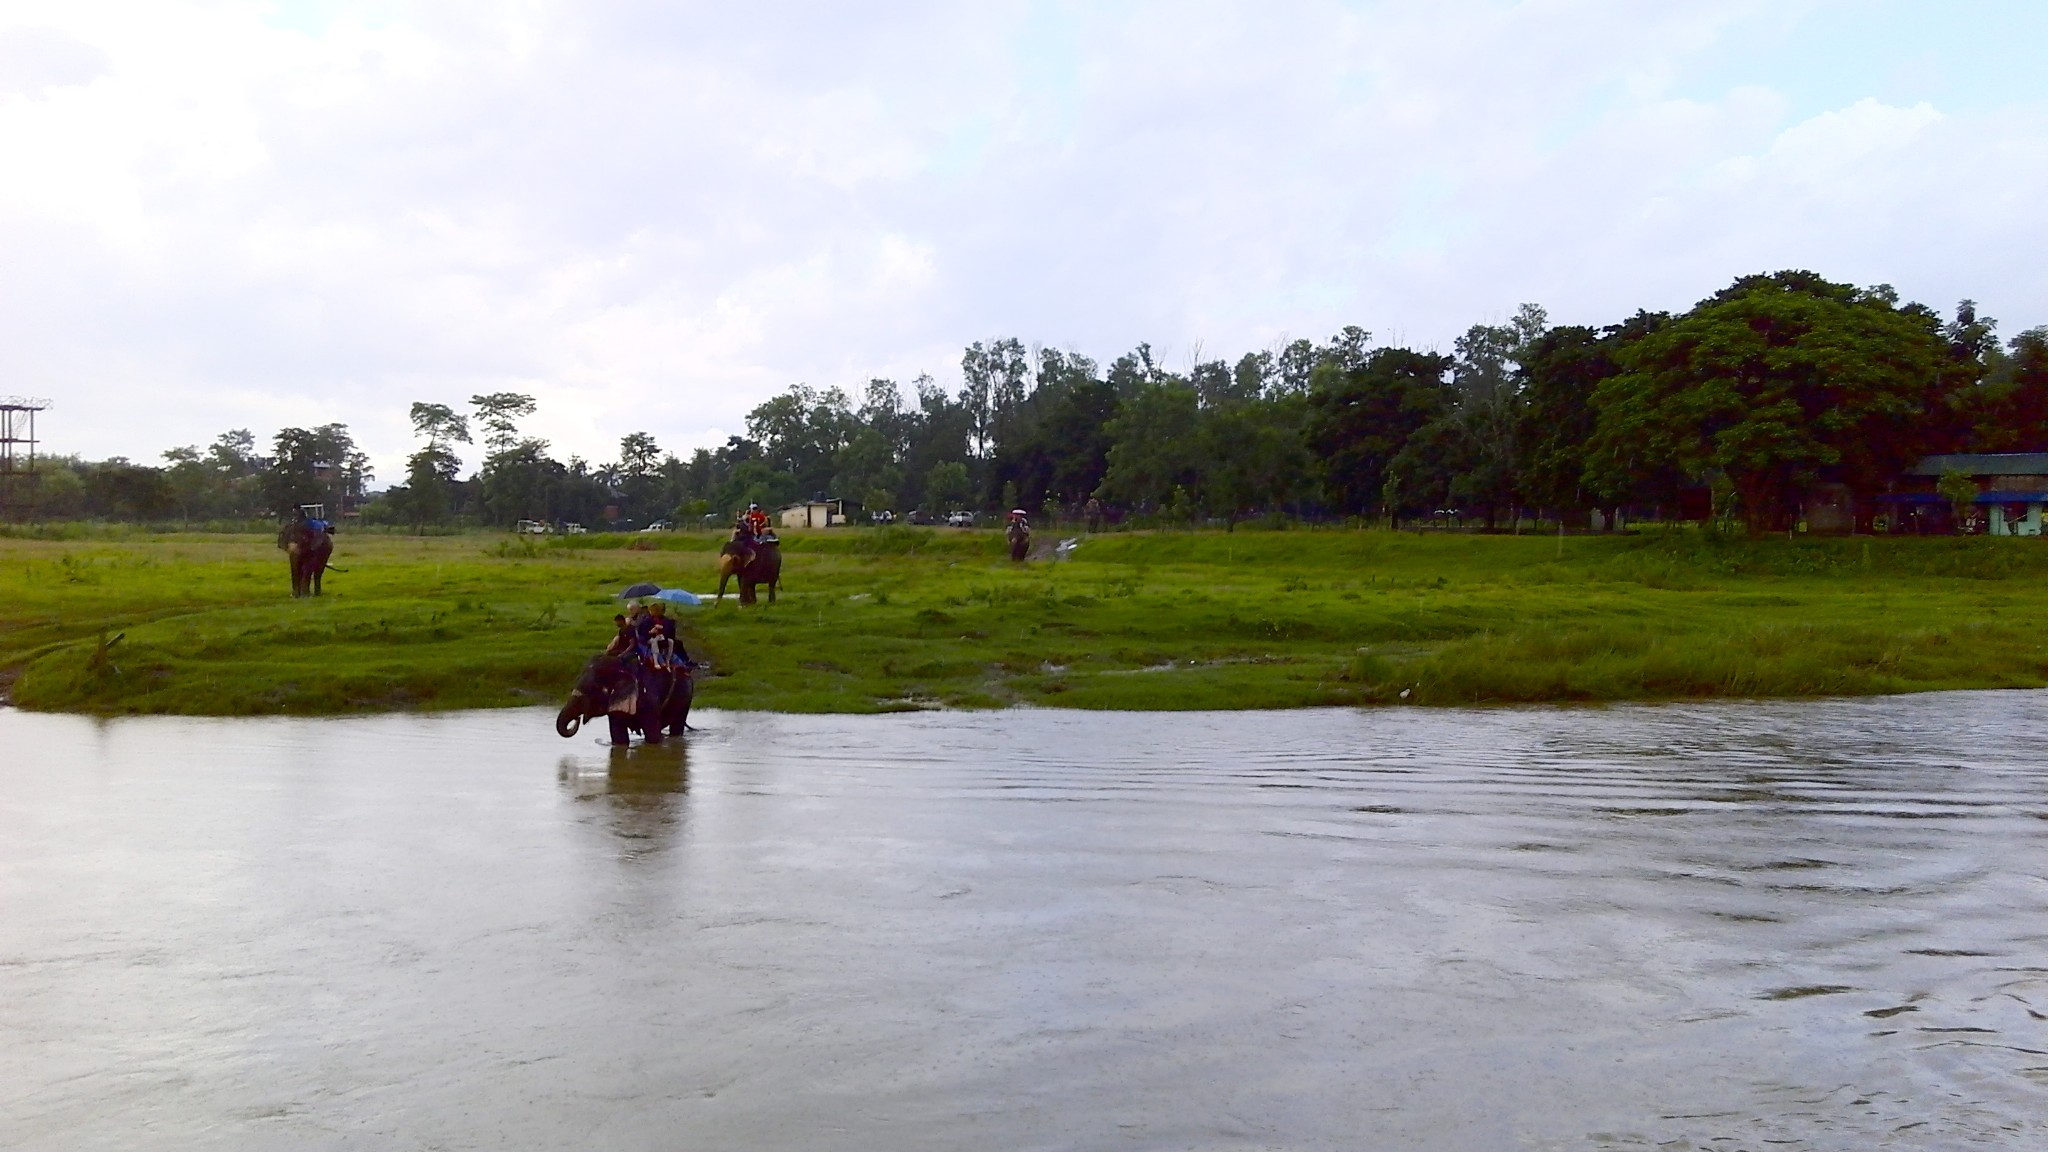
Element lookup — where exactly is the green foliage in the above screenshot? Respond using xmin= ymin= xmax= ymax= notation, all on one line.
xmin=1937 ymin=469 xmax=1979 ymax=523
xmin=1307 ymin=347 xmax=1455 ymax=516
xmin=1588 ymin=271 xmax=1950 ymax=534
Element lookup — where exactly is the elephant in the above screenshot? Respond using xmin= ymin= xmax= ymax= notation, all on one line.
xmin=1007 ymin=520 xmax=1031 ymax=561
xmin=555 ymin=650 xmax=695 ymax=746
xmin=714 ymin=538 xmax=782 ymax=605
xmin=277 ymin=519 xmax=334 ymax=598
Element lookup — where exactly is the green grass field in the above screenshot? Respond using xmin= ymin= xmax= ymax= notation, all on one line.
xmin=3 ymin=524 xmax=2046 ymax=716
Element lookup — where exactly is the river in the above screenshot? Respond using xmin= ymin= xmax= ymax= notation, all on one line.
xmin=2 ymin=695 xmax=2045 ymax=1150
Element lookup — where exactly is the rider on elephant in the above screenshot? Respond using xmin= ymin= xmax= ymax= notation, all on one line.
xmin=731 ymin=503 xmax=770 ymax=566
xmin=635 ymin=600 xmax=688 ymax=668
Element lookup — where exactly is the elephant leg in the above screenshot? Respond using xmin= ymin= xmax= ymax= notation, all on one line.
xmin=608 ymin=712 xmax=633 ymax=745
xmin=642 ymin=692 xmax=664 ymax=744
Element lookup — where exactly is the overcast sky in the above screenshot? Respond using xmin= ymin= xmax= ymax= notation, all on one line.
xmin=2 ymin=0 xmax=2044 ymax=480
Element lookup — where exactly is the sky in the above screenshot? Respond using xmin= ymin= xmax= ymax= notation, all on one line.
xmin=1 ymin=0 xmax=2044 ymax=481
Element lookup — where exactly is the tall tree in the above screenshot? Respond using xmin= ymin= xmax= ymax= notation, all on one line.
xmin=1099 ymin=379 xmax=1201 ymax=509
xmin=1306 ymin=347 xmax=1455 ymax=517
xmin=470 ymin=392 xmax=537 ymax=454
xmin=1587 ymin=271 xmax=1950 ymax=534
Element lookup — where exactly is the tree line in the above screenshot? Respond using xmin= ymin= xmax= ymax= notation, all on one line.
xmin=21 ymin=270 xmax=2047 ymax=535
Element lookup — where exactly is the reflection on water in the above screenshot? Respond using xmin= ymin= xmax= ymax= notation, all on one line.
xmin=558 ymin=743 xmax=691 ymax=855
xmin=2 ymin=695 xmax=2046 ymax=1151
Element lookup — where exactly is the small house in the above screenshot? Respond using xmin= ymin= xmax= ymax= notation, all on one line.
xmin=1880 ymin=453 xmax=2048 ymax=536
xmin=778 ymin=498 xmax=852 ymax=529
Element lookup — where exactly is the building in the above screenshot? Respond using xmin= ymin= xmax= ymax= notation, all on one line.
xmin=1879 ymin=453 xmax=2048 ymax=536
xmin=778 ymin=498 xmax=852 ymax=529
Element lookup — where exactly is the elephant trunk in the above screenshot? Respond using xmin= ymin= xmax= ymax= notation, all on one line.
xmin=556 ymin=691 xmax=587 ymax=737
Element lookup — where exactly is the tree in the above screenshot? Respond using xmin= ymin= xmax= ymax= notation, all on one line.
xmin=924 ymin=461 xmax=971 ymax=511
xmin=1962 ymin=326 xmax=2048 ymax=451
xmin=1587 ymin=271 xmax=1950 ymax=534
xmin=1199 ymin=392 xmax=1313 ymax=525
xmin=1517 ymin=315 xmax=1664 ymax=516
xmin=747 ymin=385 xmax=854 ymax=497
xmin=1937 ymin=468 xmax=1979 ymax=529
xmin=266 ymin=424 xmax=369 ymax=516
xmin=409 ymin=403 xmax=471 ymax=454
xmin=832 ymin=427 xmax=900 ymax=512
xmin=471 ymin=392 xmax=537 ymax=454
xmin=1306 ymin=347 xmax=1455 ymax=516
xmin=161 ymin=446 xmax=215 ymax=523
xmin=1099 ymin=379 xmax=1201 ymax=510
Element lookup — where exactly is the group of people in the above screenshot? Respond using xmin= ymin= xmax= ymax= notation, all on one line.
xmin=607 ymin=599 xmax=691 ymax=702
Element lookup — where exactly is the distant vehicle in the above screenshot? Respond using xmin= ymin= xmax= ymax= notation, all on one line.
xmin=869 ymin=510 xmax=895 ymax=525
xmin=641 ymin=519 xmax=674 ymax=532
xmin=905 ymin=509 xmax=929 ymax=525
xmin=946 ymin=510 xmax=975 ymax=528
xmin=563 ymin=523 xmax=588 ymax=535
xmin=515 ymin=519 xmax=550 ymax=535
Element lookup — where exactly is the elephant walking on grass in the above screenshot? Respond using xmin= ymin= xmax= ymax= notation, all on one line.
xmin=715 ymin=538 xmax=781 ymax=605
xmin=278 ymin=520 xmax=334 ymax=598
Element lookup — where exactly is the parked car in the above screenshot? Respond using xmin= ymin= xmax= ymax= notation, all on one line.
xmin=869 ymin=510 xmax=895 ymax=525
xmin=905 ymin=509 xmax=929 ymax=525
xmin=641 ymin=519 xmax=674 ymax=532
xmin=515 ymin=519 xmax=550 ymax=535
xmin=563 ymin=523 xmax=587 ymax=535
xmin=946 ymin=510 xmax=975 ymax=527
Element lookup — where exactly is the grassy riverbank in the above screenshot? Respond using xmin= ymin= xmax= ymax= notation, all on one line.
xmin=3 ymin=525 xmax=2047 ymax=715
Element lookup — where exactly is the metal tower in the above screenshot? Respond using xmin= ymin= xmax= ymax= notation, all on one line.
xmin=1 ymin=397 xmax=50 ymax=522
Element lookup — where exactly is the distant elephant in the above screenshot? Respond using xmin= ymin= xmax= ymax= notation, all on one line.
xmin=277 ymin=520 xmax=334 ymax=598
xmin=1007 ymin=520 xmax=1031 ymax=562
xmin=555 ymin=651 xmax=695 ymax=745
xmin=715 ymin=538 xmax=781 ymax=605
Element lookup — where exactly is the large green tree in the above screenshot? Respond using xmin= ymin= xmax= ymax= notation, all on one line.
xmin=1306 ymin=347 xmax=1455 ymax=517
xmin=1587 ymin=271 xmax=1950 ymax=534
xmin=1098 ymin=379 xmax=1201 ymax=510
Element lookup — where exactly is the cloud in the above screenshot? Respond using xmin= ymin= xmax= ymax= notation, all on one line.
xmin=0 ymin=25 xmax=109 ymax=96
xmin=0 ymin=0 xmax=2042 ymax=479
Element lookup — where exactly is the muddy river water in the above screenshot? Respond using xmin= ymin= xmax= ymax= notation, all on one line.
xmin=3 ymin=694 xmax=2046 ymax=1150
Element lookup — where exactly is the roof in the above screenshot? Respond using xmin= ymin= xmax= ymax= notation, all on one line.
xmin=1908 ymin=453 xmax=2048 ymax=477
xmin=1877 ymin=491 xmax=2048 ymax=504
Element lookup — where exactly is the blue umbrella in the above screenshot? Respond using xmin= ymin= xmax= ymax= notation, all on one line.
xmin=653 ymin=588 xmax=701 ymax=607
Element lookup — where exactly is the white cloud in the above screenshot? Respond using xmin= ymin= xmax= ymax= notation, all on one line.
xmin=0 ymin=0 xmax=2042 ymax=479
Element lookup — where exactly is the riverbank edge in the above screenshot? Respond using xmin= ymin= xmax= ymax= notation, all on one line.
xmin=5 ymin=656 xmax=2044 ymax=719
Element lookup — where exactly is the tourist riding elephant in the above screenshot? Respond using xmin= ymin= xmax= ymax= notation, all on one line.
xmin=555 ymin=651 xmax=695 ymax=745
xmin=715 ymin=538 xmax=781 ymax=605
xmin=277 ymin=519 xmax=334 ymax=598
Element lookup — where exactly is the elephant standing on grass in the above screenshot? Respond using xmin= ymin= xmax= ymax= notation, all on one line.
xmin=278 ymin=519 xmax=334 ymax=598
xmin=715 ymin=538 xmax=781 ymax=605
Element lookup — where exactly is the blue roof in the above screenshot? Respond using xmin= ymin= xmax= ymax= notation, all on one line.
xmin=1879 ymin=490 xmax=2048 ymax=504
xmin=1908 ymin=453 xmax=2048 ymax=477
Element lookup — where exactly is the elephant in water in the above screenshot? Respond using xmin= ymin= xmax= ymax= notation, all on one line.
xmin=715 ymin=538 xmax=781 ymax=605
xmin=556 ymin=625 xmax=696 ymax=745
xmin=277 ymin=519 xmax=334 ymax=598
